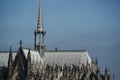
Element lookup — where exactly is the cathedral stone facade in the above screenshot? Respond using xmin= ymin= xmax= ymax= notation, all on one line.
xmin=0 ymin=0 xmax=113 ymax=80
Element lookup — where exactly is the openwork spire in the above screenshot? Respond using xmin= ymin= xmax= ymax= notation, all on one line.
xmin=34 ymin=0 xmax=46 ymax=56
xmin=37 ymin=0 xmax=44 ymax=31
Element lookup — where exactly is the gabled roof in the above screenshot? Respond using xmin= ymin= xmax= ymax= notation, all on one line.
xmin=0 ymin=52 xmax=17 ymax=67
xmin=0 ymin=48 xmax=43 ymax=67
xmin=0 ymin=47 xmax=91 ymax=67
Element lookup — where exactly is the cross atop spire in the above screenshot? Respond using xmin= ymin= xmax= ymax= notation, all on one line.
xmin=37 ymin=0 xmax=44 ymax=32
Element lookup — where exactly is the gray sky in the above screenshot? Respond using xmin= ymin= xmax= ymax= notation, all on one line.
xmin=0 ymin=0 xmax=120 ymax=79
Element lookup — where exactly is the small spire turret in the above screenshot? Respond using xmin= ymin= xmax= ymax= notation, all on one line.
xmin=8 ymin=46 xmax=13 ymax=80
xmin=34 ymin=0 xmax=46 ymax=57
xmin=27 ymin=49 xmax=31 ymax=80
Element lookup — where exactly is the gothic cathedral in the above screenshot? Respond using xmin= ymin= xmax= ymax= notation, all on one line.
xmin=0 ymin=0 xmax=113 ymax=80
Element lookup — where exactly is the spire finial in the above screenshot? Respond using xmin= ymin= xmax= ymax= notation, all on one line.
xmin=10 ymin=46 xmax=12 ymax=52
xmin=20 ymin=40 xmax=22 ymax=47
xmin=37 ymin=0 xmax=44 ymax=31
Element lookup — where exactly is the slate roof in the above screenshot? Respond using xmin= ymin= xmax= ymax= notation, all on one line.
xmin=44 ymin=50 xmax=91 ymax=66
